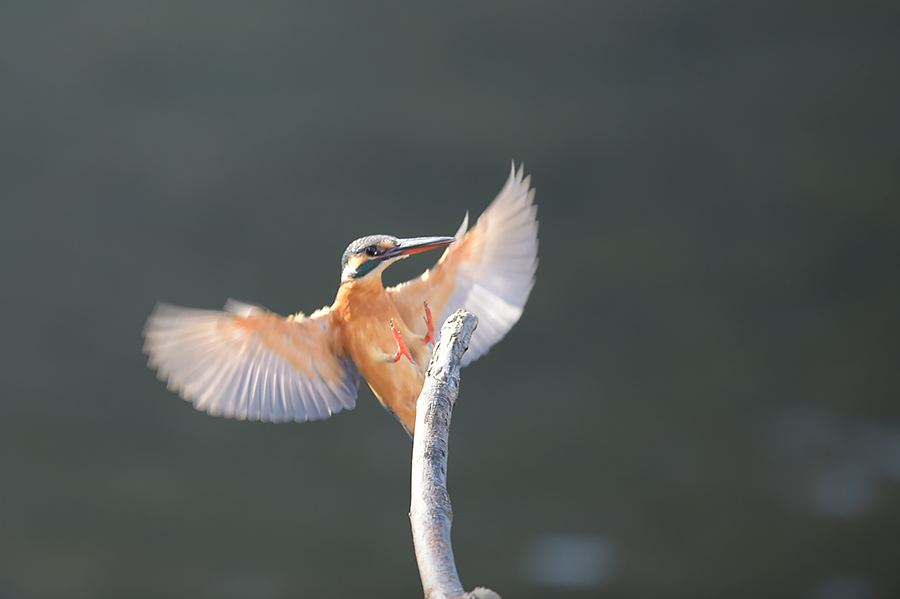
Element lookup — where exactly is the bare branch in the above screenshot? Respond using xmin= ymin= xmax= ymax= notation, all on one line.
xmin=410 ymin=310 xmax=501 ymax=599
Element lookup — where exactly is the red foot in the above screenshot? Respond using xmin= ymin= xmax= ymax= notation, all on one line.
xmin=422 ymin=301 xmax=435 ymax=346
xmin=390 ymin=319 xmax=413 ymax=363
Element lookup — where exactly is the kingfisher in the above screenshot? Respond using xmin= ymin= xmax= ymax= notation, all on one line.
xmin=143 ymin=163 xmax=538 ymax=435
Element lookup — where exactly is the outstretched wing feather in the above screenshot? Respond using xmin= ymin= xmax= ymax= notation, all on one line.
xmin=143 ymin=301 xmax=359 ymax=422
xmin=388 ymin=162 xmax=538 ymax=365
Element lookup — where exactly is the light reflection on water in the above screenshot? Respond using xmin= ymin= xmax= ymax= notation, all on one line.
xmin=813 ymin=574 xmax=872 ymax=599
xmin=767 ymin=406 xmax=900 ymax=518
xmin=522 ymin=534 xmax=618 ymax=589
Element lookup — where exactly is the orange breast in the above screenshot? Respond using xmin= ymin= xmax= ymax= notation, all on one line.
xmin=332 ymin=277 xmax=432 ymax=434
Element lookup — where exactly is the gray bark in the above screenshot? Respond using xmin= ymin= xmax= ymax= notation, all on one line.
xmin=409 ymin=310 xmax=501 ymax=599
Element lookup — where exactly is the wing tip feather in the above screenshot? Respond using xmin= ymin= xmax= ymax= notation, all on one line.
xmin=143 ymin=302 xmax=359 ymax=425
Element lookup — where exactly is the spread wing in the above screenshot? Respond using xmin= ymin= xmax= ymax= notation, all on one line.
xmin=143 ymin=300 xmax=359 ymax=423
xmin=388 ymin=162 xmax=538 ymax=366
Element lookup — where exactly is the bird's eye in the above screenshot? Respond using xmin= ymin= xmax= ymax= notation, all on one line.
xmin=365 ymin=245 xmax=380 ymax=257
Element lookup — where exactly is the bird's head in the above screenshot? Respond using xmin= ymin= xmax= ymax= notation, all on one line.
xmin=340 ymin=234 xmax=455 ymax=282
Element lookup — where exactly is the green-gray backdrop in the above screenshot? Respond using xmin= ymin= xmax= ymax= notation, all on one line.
xmin=2 ymin=3 xmax=898 ymax=598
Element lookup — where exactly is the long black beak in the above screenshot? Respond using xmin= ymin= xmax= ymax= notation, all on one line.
xmin=384 ymin=236 xmax=455 ymax=259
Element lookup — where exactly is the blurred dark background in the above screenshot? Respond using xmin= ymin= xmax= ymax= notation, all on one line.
xmin=1 ymin=3 xmax=898 ymax=598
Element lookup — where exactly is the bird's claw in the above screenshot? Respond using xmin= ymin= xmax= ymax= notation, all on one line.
xmin=390 ymin=319 xmax=413 ymax=363
xmin=422 ymin=301 xmax=435 ymax=346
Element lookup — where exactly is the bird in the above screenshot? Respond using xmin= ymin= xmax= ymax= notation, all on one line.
xmin=143 ymin=163 xmax=538 ymax=436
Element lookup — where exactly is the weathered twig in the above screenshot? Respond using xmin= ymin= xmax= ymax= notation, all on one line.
xmin=410 ymin=309 xmax=501 ymax=599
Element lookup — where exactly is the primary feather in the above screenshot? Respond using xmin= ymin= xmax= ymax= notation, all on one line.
xmin=389 ymin=162 xmax=539 ymax=365
xmin=143 ymin=301 xmax=358 ymax=423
